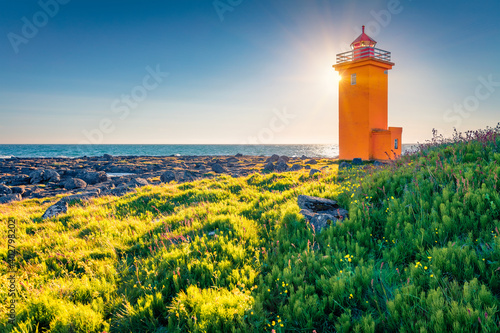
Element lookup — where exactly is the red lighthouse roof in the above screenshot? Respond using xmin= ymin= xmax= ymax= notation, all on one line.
xmin=350 ymin=26 xmax=377 ymax=49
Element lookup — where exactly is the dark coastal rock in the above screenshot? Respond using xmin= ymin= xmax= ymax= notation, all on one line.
xmin=1 ymin=155 xmax=342 ymax=202
xmin=42 ymin=201 xmax=68 ymax=220
xmin=266 ymin=154 xmax=280 ymax=163
xmin=263 ymin=162 xmax=275 ymax=172
xmin=111 ymin=177 xmax=127 ymax=187
xmin=298 ymin=195 xmax=349 ymax=232
xmin=194 ymin=163 xmax=205 ymax=170
xmin=64 ymin=178 xmax=87 ymax=190
xmin=304 ymin=165 xmax=311 ymax=170
xmin=107 ymin=185 xmax=136 ymax=196
xmin=305 ymin=159 xmax=318 ymax=165
xmin=127 ymin=177 xmax=149 ymax=188
xmin=299 ymin=209 xmax=338 ymax=232
xmin=310 ymin=213 xmax=338 ymax=232
xmin=352 ymin=158 xmax=363 ymax=166
xmin=235 ymin=153 xmax=243 ymax=157
xmin=0 ymin=193 xmax=21 ymax=204
xmin=103 ymin=154 xmax=113 ymax=161
xmin=96 ymin=182 xmax=114 ymax=193
xmin=160 ymin=171 xmax=177 ymax=183
xmin=299 ymin=209 xmax=316 ymax=221
xmin=62 ymin=190 xmax=101 ymax=203
xmin=309 ymin=169 xmax=321 ymax=176
xmin=0 ymin=184 xmax=12 ymax=196
xmin=275 ymin=161 xmax=289 ymax=172
xmin=279 ymin=156 xmax=290 ymax=163
xmin=56 ymin=168 xmax=70 ymax=176
xmin=28 ymin=170 xmax=45 ymax=184
xmin=29 ymin=169 xmax=60 ymax=184
xmin=11 ymin=186 xmax=25 ymax=196
xmin=301 ymin=155 xmax=308 ymax=160
xmin=211 ymin=163 xmax=227 ymax=174
xmin=181 ymin=171 xmax=198 ymax=182
xmin=77 ymin=171 xmax=108 ymax=185
xmin=22 ymin=188 xmax=34 ymax=198
xmin=107 ymin=166 xmax=136 ymax=174
xmin=298 ymin=195 xmax=339 ymax=212
xmin=339 ymin=162 xmax=352 ymax=170
xmin=1 ymin=174 xmax=30 ymax=186
xmin=61 ymin=169 xmax=78 ymax=178
xmin=288 ymin=164 xmax=302 ymax=171
xmin=42 ymin=169 xmax=61 ymax=183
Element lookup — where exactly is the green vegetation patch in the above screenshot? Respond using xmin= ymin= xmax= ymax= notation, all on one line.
xmin=2 ymin=125 xmax=500 ymax=332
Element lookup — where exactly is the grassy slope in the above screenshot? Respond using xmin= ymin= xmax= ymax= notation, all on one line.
xmin=1 ymin=127 xmax=500 ymax=332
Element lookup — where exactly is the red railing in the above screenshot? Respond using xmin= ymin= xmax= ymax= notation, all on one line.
xmin=336 ymin=47 xmax=391 ymax=64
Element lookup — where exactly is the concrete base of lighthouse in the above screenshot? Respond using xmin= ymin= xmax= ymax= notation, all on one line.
xmin=371 ymin=127 xmax=402 ymax=160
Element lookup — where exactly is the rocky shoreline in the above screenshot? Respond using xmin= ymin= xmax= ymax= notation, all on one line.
xmin=0 ymin=154 xmax=335 ymax=204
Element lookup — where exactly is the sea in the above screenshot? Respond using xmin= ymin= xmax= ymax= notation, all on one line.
xmin=0 ymin=144 xmax=417 ymax=159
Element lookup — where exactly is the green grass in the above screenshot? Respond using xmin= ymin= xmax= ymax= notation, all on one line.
xmin=2 ymin=125 xmax=500 ymax=332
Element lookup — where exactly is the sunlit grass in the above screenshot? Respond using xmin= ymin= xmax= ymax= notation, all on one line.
xmin=2 ymin=125 xmax=500 ymax=331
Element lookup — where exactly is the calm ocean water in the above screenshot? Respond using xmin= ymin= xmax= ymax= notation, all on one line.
xmin=0 ymin=144 xmax=416 ymax=159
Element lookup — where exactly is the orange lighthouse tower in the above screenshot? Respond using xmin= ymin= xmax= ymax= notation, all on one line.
xmin=333 ymin=26 xmax=402 ymax=161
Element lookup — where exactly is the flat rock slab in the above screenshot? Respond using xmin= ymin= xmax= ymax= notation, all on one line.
xmin=298 ymin=195 xmax=349 ymax=232
xmin=301 ymin=210 xmax=338 ymax=232
xmin=298 ymin=195 xmax=339 ymax=212
xmin=42 ymin=201 xmax=68 ymax=220
xmin=0 ymin=193 xmax=22 ymax=204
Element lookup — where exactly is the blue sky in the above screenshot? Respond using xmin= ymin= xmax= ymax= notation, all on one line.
xmin=0 ymin=0 xmax=499 ymax=144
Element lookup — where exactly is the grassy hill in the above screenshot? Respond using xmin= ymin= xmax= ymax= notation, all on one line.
xmin=2 ymin=125 xmax=500 ymax=332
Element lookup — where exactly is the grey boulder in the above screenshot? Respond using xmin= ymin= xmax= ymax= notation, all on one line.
xmin=310 ymin=212 xmax=338 ymax=232
xmin=29 ymin=169 xmax=60 ymax=184
xmin=288 ymin=164 xmax=302 ymax=171
xmin=0 ymin=184 xmax=12 ymax=196
xmin=64 ymin=178 xmax=87 ymax=190
xmin=127 ymin=178 xmax=149 ymax=188
xmin=266 ymin=154 xmax=280 ymax=163
xmin=42 ymin=201 xmax=68 ymax=220
xmin=211 ymin=163 xmax=227 ymax=174
xmin=2 ymin=174 xmax=30 ymax=186
xmin=278 ymin=156 xmax=290 ymax=163
xmin=107 ymin=185 xmax=136 ymax=196
xmin=298 ymin=195 xmax=339 ymax=212
xmin=298 ymin=195 xmax=349 ymax=232
xmin=339 ymin=162 xmax=352 ymax=170
xmin=352 ymin=158 xmax=363 ymax=166
xmin=309 ymin=169 xmax=321 ymax=176
xmin=11 ymin=186 xmax=25 ymax=195
xmin=263 ymin=162 xmax=275 ymax=172
xmin=275 ymin=161 xmax=289 ymax=172
xmin=160 ymin=171 xmax=177 ymax=183
xmin=0 ymin=194 xmax=21 ymax=204
xmin=77 ymin=171 xmax=108 ymax=185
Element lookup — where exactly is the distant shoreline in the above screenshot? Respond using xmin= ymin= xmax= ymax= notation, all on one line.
xmin=0 ymin=144 xmax=417 ymax=159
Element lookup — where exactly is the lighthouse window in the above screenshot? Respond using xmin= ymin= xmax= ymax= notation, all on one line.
xmin=351 ymin=73 xmax=356 ymax=85
xmin=394 ymin=139 xmax=399 ymax=149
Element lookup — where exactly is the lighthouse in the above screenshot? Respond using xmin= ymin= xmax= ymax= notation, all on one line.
xmin=333 ymin=26 xmax=402 ymax=161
